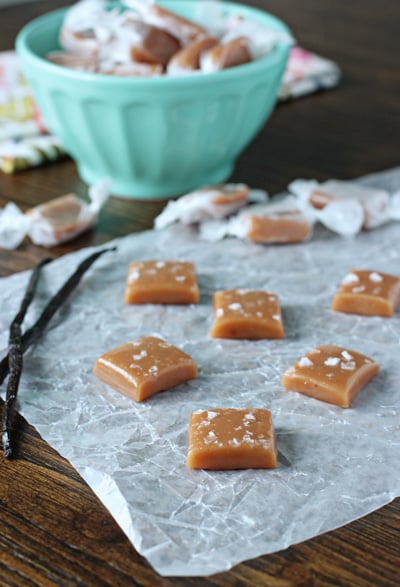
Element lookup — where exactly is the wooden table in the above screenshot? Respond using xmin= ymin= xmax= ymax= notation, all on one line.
xmin=1 ymin=1 xmax=399 ymax=585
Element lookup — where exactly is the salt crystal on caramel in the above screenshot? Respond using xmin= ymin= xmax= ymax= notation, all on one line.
xmin=93 ymin=336 xmax=197 ymax=402
xmin=187 ymin=408 xmax=277 ymax=470
xmin=281 ymin=344 xmax=379 ymax=408
xmin=124 ymin=260 xmax=199 ymax=304
xmin=210 ymin=289 xmax=285 ymax=339
xmin=331 ymin=269 xmax=400 ymax=317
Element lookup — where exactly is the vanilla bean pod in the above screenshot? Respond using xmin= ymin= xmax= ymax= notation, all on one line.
xmin=0 ymin=247 xmax=116 ymax=388
xmin=2 ymin=258 xmax=51 ymax=457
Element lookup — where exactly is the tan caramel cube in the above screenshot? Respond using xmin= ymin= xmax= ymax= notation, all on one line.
xmin=93 ymin=336 xmax=197 ymax=402
xmin=246 ymin=210 xmax=312 ymax=244
xmin=210 ymin=290 xmax=285 ymax=339
xmin=187 ymin=408 xmax=277 ymax=470
xmin=125 ymin=260 xmax=199 ymax=304
xmin=281 ymin=344 xmax=379 ymax=408
xmin=331 ymin=269 xmax=400 ymax=317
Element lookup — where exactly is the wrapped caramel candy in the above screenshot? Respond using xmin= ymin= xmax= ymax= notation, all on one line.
xmin=0 ymin=178 xmax=110 ymax=248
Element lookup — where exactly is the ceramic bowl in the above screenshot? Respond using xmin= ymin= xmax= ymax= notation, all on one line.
xmin=16 ymin=1 xmax=291 ymax=198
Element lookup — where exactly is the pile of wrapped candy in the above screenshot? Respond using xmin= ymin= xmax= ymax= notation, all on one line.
xmin=154 ymin=177 xmax=400 ymax=241
xmin=0 ymin=1 xmax=341 ymax=174
xmin=46 ymin=0 xmax=293 ymax=76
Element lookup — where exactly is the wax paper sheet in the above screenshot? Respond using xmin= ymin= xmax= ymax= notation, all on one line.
xmin=1 ymin=167 xmax=399 ymax=577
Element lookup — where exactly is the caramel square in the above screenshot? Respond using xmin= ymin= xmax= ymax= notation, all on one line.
xmin=246 ymin=210 xmax=311 ymax=244
xmin=187 ymin=408 xmax=277 ymax=470
xmin=93 ymin=336 xmax=197 ymax=402
xmin=281 ymin=344 xmax=379 ymax=408
xmin=210 ymin=289 xmax=285 ymax=339
xmin=124 ymin=260 xmax=199 ymax=304
xmin=331 ymin=269 xmax=400 ymax=317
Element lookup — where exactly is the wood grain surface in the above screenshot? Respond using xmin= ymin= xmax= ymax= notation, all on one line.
xmin=0 ymin=1 xmax=399 ymax=585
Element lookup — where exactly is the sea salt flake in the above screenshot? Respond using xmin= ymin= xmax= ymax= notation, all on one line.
xmin=352 ymin=285 xmax=365 ymax=293
xmin=324 ymin=357 xmax=340 ymax=366
xmin=341 ymin=350 xmax=353 ymax=361
xmin=205 ymin=431 xmax=217 ymax=444
xmin=342 ymin=272 xmax=359 ymax=285
xmin=133 ymin=350 xmax=147 ymax=360
xmin=341 ymin=361 xmax=356 ymax=370
xmin=369 ymin=272 xmax=383 ymax=283
xmin=299 ymin=357 xmax=314 ymax=367
xmin=243 ymin=434 xmax=254 ymax=444
xmin=128 ymin=269 xmax=140 ymax=282
xmin=228 ymin=302 xmax=243 ymax=311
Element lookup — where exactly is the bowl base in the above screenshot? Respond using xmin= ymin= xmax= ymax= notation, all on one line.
xmin=77 ymin=162 xmax=235 ymax=200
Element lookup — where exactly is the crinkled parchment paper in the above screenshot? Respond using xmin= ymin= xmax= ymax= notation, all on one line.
xmin=1 ymin=168 xmax=399 ymax=576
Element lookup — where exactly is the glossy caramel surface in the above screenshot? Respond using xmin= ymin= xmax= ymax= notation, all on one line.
xmin=125 ymin=260 xmax=199 ymax=304
xmin=282 ymin=344 xmax=379 ymax=408
xmin=93 ymin=336 xmax=198 ymax=401
xmin=187 ymin=408 xmax=277 ymax=470
xmin=246 ymin=211 xmax=311 ymax=243
xmin=331 ymin=269 xmax=400 ymax=317
xmin=211 ymin=289 xmax=285 ymax=339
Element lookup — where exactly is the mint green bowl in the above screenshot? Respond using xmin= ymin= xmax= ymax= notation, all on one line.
xmin=16 ymin=1 xmax=290 ymax=199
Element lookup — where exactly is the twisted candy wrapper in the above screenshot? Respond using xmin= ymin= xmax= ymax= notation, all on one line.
xmin=0 ymin=178 xmax=110 ymax=248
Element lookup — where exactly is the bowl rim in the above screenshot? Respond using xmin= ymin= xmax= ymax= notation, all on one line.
xmin=16 ymin=0 xmax=292 ymax=88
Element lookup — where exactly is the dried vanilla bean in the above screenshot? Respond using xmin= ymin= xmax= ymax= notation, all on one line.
xmin=0 ymin=247 xmax=116 ymax=387
xmin=2 ymin=258 xmax=51 ymax=457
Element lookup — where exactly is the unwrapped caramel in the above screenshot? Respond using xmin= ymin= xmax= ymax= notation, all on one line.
xmin=93 ymin=335 xmax=197 ymax=402
xmin=187 ymin=408 xmax=278 ymax=470
xmin=211 ymin=289 xmax=285 ymax=339
xmin=282 ymin=344 xmax=379 ymax=408
xmin=125 ymin=260 xmax=199 ymax=304
xmin=331 ymin=269 xmax=400 ymax=317
xmin=244 ymin=209 xmax=312 ymax=244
